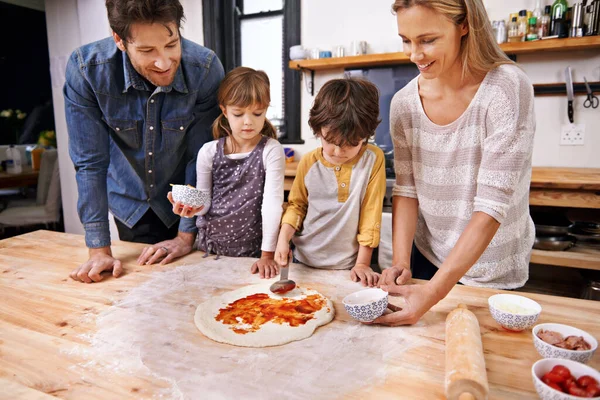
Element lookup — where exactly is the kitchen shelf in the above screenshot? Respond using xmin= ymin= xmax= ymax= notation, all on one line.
xmin=530 ymin=248 xmax=600 ymax=271
xmin=289 ymin=36 xmax=600 ymax=71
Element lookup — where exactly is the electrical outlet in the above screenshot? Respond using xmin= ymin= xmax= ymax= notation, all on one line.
xmin=560 ymin=124 xmax=585 ymax=146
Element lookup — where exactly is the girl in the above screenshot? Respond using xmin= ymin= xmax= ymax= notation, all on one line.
xmin=169 ymin=67 xmax=285 ymax=279
xmin=373 ymin=0 xmax=536 ymax=326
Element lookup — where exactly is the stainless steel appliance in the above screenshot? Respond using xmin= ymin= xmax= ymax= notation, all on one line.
xmin=571 ymin=2 xmax=585 ymax=37
xmin=585 ymin=0 xmax=600 ymax=35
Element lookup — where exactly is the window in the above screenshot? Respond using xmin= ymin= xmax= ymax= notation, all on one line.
xmin=239 ymin=2 xmax=284 ymax=123
xmin=202 ymin=0 xmax=303 ymax=144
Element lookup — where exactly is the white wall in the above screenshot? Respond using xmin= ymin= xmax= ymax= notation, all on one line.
xmin=45 ymin=0 xmax=204 ymax=240
xmin=290 ymin=0 xmax=600 ymax=169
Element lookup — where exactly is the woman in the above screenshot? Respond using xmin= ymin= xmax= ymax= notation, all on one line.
xmin=373 ymin=0 xmax=535 ymax=326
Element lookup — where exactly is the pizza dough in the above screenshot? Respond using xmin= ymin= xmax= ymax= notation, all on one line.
xmin=194 ymin=282 xmax=335 ymax=347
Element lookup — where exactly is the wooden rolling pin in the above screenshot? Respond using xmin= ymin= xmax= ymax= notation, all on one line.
xmin=445 ymin=304 xmax=489 ymax=400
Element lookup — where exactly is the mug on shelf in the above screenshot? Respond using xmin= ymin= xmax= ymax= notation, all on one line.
xmin=350 ymin=40 xmax=367 ymax=55
xmin=333 ymin=45 xmax=345 ymax=57
xmin=289 ymin=45 xmax=307 ymax=60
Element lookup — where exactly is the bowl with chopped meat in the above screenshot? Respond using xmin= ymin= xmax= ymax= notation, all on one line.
xmin=533 ymin=323 xmax=598 ymax=364
xmin=532 ymin=358 xmax=600 ymax=399
xmin=488 ymin=293 xmax=542 ymax=331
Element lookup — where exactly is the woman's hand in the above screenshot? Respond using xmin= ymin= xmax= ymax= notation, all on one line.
xmin=167 ymin=192 xmax=203 ymax=218
xmin=250 ymin=253 xmax=280 ymax=279
xmin=369 ymin=283 xmax=439 ymax=326
xmin=379 ymin=266 xmax=412 ymax=286
xmin=350 ymin=264 xmax=380 ymax=287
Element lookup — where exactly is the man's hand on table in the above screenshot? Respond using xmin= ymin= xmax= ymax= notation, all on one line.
xmin=368 ymin=282 xmax=440 ymax=326
xmin=379 ymin=265 xmax=412 ymax=286
xmin=70 ymin=247 xmax=123 ymax=283
xmin=137 ymin=231 xmax=195 ymax=266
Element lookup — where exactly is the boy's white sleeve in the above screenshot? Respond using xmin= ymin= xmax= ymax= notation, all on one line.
xmin=195 ymin=141 xmax=216 ymax=216
xmin=260 ymin=139 xmax=285 ymax=252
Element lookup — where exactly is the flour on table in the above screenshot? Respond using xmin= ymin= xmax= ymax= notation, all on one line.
xmin=66 ymin=257 xmax=425 ymax=400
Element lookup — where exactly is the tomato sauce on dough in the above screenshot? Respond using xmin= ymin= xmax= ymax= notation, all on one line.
xmin=216 ymin=293 xmax=328 ymax=334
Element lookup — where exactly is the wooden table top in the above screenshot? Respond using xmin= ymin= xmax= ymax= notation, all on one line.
xmin=530 ymin=167 xmax=600 ymax=191
xmin=0 ymin=165 xmax=39 ymax=189
xmin=1 ymin=230 xmax=599 ymax=399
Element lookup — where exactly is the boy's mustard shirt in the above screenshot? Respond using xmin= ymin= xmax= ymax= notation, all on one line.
xmin=282 ymin=143 xmax=386 ymax=269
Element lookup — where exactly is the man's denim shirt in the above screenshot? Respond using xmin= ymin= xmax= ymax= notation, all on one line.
xmin=64 ymin=37 xmax=223 ymax=248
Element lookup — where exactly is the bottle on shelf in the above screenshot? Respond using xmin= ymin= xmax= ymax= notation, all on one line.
xmin=533 ymin=0 xmax=544 ymax=19
xmin=527 ymin=17 xmax=540 ymax=40
xmin=551 ymin=0 xmax=569 ymax=37
xmin=5 ymin=144 xmax=23 ymax=175
xmin=540 ymin=5 xmax=552 ymax=37
xmin=508 ymin=16 xmax=520 ymax=41
xmin=496 ymin=20 xmax=507 ymax=44
xmin=518 ymin=9 xmax=529 ymax=40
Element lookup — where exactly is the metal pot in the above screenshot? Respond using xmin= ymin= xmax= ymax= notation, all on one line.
xmin=582 ymin=281 xmax=600 ymax=301
xmin=535 ymin=224 xmax=570 ymax=236
xmin=533 ymin=236 xmax=575 ymax=251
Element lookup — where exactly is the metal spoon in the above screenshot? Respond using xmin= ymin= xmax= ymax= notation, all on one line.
xmin=270 ymin=258 xmax=296 ymax=295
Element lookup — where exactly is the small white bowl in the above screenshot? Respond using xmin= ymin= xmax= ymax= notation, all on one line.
xmin=170 ymin=184 xmax=210 ymax=208
xmin=531 ymin=358 xmax=600 ymax=400
xmin=533 ymin=323 xmax=598 ymax=364
xmin=342 ymin=288 xmax=388 ymax=322
xmin=289 ymin=45 xmax=307 ymax=60
xmin=488 ymin=293 xmax=541 ymax=331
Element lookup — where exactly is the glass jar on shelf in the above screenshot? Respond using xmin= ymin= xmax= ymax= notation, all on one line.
xmin=527 ymin=17 xmax=539 ymax=40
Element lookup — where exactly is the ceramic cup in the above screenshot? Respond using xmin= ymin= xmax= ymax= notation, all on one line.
xmin=170 ymin=184 xmax=210 ymax=209
xmin=488 ymin=293 xmax=542 ymax=331
xmin=532 ymin=323 xmax=598 ymax=364
xmin=342 ymin=288 xmax=388 ymax=322
xmin=289 ymin=45 xmax=307 ymax=60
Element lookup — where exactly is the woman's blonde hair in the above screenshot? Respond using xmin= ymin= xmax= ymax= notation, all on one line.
xmin=392 ymin=0 xmax=513 ymax=80
xmin=212 ymin=66 xmax=277 ymax=140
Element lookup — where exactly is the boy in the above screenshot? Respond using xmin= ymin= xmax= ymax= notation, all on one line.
xmin=274 ymin=78 xmax=386 ymax=286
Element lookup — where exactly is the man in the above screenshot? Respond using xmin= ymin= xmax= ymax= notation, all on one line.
xmin=64 ymin=0 xmax=224 ymax=283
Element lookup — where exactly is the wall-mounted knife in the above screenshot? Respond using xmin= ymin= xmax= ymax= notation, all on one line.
xmin=565 ymin=66 xmax=574 ymax=123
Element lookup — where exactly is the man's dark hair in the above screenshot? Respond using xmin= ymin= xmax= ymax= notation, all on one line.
xmin=106 ymin=0 xmax=185 ymax=43
xmin=309 ymin=78 xmax=381 ymax=147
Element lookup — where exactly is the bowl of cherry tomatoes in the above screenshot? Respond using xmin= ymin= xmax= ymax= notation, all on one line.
xmin=532 ymin=358 xmax=600 ymax=399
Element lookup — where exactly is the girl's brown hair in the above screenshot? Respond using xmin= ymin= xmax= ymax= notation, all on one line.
xmin=392 ymin=0 xmax=513 ymax=80
xmin=212 ymin=67 xmax=277 ymax=140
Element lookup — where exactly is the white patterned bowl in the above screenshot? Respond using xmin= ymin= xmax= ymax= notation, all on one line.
xmin=289 ymin=45 xmax=307 ymax=60
xmin=342 ymin=288 xmax=388 ymax=323
xmin=488 ymin=293 xmax=541 ymax=332
xmin=170 ymin=184 xmax=210 ymax=208
xmin=532 ymin=323 xmax=597 ymax=364
xmin=532 ymin=358 xmax=600 ymax=400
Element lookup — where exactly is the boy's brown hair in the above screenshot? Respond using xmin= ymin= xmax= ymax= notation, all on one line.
xmin=308 ymin=78 xmax=381 ymax=147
